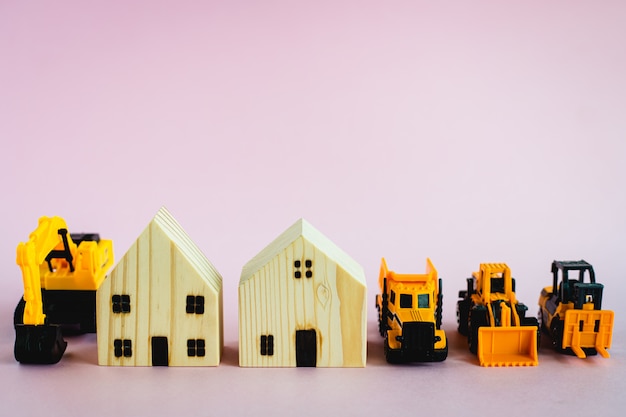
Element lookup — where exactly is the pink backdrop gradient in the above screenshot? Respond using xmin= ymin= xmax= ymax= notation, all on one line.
xmin=1 ymin=1 xmax=625 ymax=416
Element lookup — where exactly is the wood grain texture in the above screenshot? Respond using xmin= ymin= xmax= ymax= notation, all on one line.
xmin=97 ymin=207 xmax=222 ymax=366
xmin=239 ymin=219 xmax=366 ymax=367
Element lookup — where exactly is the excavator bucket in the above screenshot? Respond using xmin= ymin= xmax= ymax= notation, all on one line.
xmin=14 ymin=324 xmax=67 ymax=364
xmin=562 ymin=309 xmax=614 ymax=358
xmin=478 ymin=326 xmax=538 ymax=367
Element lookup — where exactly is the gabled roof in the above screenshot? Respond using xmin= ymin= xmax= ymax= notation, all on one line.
xmin=240 ymin=218 xmax=365 ymax=286
xmin=143 ymin=207 xmax=222 ymax=293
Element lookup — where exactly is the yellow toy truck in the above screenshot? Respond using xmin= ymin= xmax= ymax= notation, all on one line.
xmin=376 ymin=258 xmax=447 ymax=363
xmin=538 ymin=260 xmax=613 ymax=358
xmin=457 ymin=263 xmax=538 ymax=366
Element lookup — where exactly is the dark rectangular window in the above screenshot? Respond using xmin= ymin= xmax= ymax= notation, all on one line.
xmin=260 ymin=334 xmax=274 ymax=356
xmin=186 ymin=295 xmax=205 ymax=314
xmin=114 ymin=339 xmax=132 ymax=357
xmin=400 ymin=293 xmax=412 ymax=308
xmin=418 ymin=294 xmax=430 ymax=308
xmin=390 ymin=290 xmax=396 ymax=305
xmin=112 ymin=294 xmax=131 ymax=313
xmin=491 ymin=278 xmax=505 ymax=293
xmin=187 ymin=339 xmax=206 ymax=357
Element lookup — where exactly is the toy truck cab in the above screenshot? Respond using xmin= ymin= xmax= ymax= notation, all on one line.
xmin=538 ymin=260 xmax=613 ymax=358
xmin=376 ymin=258 xmax=447 ymax=363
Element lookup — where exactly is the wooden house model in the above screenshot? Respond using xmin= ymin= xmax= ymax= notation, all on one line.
xmin=97 ymin=207 xmax=223 ymax=366
xmin=239 ymin=219 xmax=367 ymax=367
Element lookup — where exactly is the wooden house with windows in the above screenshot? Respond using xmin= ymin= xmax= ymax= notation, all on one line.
xmin=239 ymin=219 xmax=367 ymax=367
xmin=96 ymin=207 xmax=223 ymax=366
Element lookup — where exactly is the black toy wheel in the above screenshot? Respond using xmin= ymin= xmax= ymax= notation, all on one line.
xmin=383 ymin=335 xmax=403 ymax=364
xmin=14 ymin=297 xmax=26 ymax=326
xmin=432 ymin=338 xmax=448 ymax=362
xmin=537 ymin=307 xmax=545 ymax=333
xmin=468 ymin=309 xmax=487 ymax=354
xmin=378 ymin=316 xmax=386 ymax=337
xmin=468 ymin=325 xmax=478 ymax=354
xmin=376 ymin=302 xmax=386 ymax=337
xmin=457 ymin=300 xmax=470 ymax=336
xmin=551 ymin=318 xmax=565 ymax=352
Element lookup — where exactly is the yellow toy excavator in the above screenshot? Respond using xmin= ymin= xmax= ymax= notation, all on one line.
xmin=14 ymin=216 xmax=113 ymax=364
xmin=457 ymin=263 xmax=539 ymax=366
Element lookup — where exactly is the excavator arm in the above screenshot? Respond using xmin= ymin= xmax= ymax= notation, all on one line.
xmin=16 ymin=216 xmax=72 ymax=326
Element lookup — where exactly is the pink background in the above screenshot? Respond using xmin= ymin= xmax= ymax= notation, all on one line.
xmin=1 ymin=1 xmax=625 ymax=416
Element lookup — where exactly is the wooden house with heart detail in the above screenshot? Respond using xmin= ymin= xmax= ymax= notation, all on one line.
xmin=239 ymin=219 xmax=366 ymax=367
xmin=96 ymin=207 xmax=223 ymax=366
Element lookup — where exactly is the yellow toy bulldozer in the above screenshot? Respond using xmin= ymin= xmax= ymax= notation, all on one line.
xmin=457 ymin=263 xmax=538 ymax=366
xmin=14 ymin=216 xmax=113 ymax=364
xmin=538 ymin=260 xmax=613 ymax=358
xmin=376 ymin=258 xmax=447 ymax=363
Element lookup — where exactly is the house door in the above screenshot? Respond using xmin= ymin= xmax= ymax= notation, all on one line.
xmin=295 ymin=329 xmax=317 ymax=367
xmin=151 ymin=336 xmax=169 ymax=366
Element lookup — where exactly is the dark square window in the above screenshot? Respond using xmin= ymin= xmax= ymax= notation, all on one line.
xmin=491 ymin=277 xmax=505 ymax=293
xmin=187 ymin=339 xmax=206 ymax=357
xmin=186 ymin=295 xmax=205 ymax=314
xmin=294 ymin=260 xmax=302 ymax=279
xmin=418 ymin=294 xmax=429 ymax=308
xmin=260 ymin=334 xmax=274 ymax=356
xmin=112 ymin=294 xmax=131 ymax=313
xmin=114 ymin=339 xmax=132 ymax=358
xmin=400 ymin=293 xmax=412 ymax=308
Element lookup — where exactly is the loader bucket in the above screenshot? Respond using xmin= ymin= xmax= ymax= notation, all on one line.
xmin=478 ymin=326 xmax=538 ymax=367
xmin=14 ymin=324 xmax=67 ymax=364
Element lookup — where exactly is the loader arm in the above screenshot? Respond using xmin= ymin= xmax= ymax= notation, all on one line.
xmin=475 ymin=264 xmax=538 ymax=366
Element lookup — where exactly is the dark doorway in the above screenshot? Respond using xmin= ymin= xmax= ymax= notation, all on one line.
xmin=151 ymin=336 xmax=169 ymax=366
xmin=296 ymin=329 xmax=317 ymax=367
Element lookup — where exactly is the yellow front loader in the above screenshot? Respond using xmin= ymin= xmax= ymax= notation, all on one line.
xmin=457 ymin=263 xmax=538 ymax=366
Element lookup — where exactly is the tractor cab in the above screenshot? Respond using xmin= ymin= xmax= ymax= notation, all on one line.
xmin=552 ymin=260 xmax=603 ymax=310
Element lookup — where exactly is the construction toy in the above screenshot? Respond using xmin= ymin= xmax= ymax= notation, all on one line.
xmin=97 ymin=207 xmax=223 ymax=366
xmin=457 ymin=263 xmax=539 ymax=366
xmin=239 ymin=219 xmax=366 ymax=367
xmin=14 ymin=216 xmax=114 ymax=364
xmin=376 ymin=258 xmax=447 ymax=363
xmin=538 ymin=260 xmax=613 ymax=358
